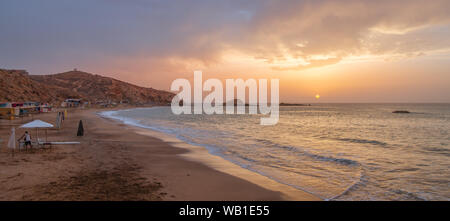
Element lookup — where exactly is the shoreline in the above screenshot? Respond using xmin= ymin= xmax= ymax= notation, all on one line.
xmin=100 ymin=109 xmax=320 ymax=200
xmin=0 ymin=108 xmax=320 ymax=200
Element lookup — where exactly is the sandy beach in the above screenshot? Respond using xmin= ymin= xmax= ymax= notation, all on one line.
xmin=0 ymin=108 xmax=319 ymax=201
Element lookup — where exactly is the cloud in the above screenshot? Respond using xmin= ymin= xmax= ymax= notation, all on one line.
xmin=271 ymin=57 xmax=342 ymax=71
xmin=1 ymin=0 xmax=450 ymax=74
xmin=234 ymin=0 xmax=450 ymax=69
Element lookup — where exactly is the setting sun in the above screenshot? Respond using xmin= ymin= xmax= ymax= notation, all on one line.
xmin=315 ymin=94 xmax=320 ymax=99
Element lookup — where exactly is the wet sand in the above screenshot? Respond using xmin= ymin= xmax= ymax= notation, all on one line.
xmin=0 ymin=108 xmax=320 ymax=201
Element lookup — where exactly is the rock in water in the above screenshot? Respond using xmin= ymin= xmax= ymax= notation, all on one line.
xmin=392 ymin=110 xmax=410 ymax=114
xmin=77 ymin=120 xmax=84 ymax=136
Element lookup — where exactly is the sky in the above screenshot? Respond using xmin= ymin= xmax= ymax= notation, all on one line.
xmin=1 ymin=0 xmax=450 ymax=103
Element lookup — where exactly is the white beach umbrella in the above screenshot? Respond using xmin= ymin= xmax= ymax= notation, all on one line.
xmin=20 ymin=120 xmax=54 ymax=142
xmin=20 ymin=120 xmax=54 ymax=128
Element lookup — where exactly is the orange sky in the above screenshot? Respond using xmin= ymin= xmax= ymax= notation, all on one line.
xmin=1 ymin=0 xmax=450 ymax=102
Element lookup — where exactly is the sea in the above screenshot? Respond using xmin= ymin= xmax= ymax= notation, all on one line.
xmin=100 ymin=103 xmax=450 ymax=200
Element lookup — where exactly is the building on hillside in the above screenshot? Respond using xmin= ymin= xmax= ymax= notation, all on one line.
xmin=0 ymin=102 xmax=18 ymax=119
xmin=0 ymin=102 xmax=51 ymax=119
xmin=40 ymin=103 xmax=53 ymax=112
xmin=21 ymin=101 xmax=41 ymax=114
xmin=61 ymin=99 xmax=82 ymax=108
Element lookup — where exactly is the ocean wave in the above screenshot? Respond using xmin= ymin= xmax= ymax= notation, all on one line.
xmin=389 ymin=189 xmax=428 ymax=201
xmin=304 ymin=152 xmax=360 ymax=166
xmin=423 ymin=147 xmax=449 ymax=153
xmin=335 ymin=137 xmax=388 ymax=147
xmin=98 ymin=109 xmax=178 ymax=136
xmin=255 ymin=138 xmax=361 ymax=167
xmin=328 ymin=170 xmax=367 ymax=201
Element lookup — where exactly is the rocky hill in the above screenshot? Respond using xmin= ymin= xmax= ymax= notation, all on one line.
xmin=0 ymin=69 xmax=174 ymax=105
xmin=0 ymin=69 xmax=75 ymax=103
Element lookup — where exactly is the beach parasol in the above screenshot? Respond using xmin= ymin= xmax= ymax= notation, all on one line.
xmin=7 ymin=127 xmax=16 ymax=148
xmin=20 ymin=120 xmax=54 ymax=142
xmin=56 ymin=112 xmax=61 ymax=129
xmin=7 ymin=127 xmax=15 ymax=156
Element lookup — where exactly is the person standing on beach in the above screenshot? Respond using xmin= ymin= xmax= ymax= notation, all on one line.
xmin=18 ymin=131 xmax=32 ymax=149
